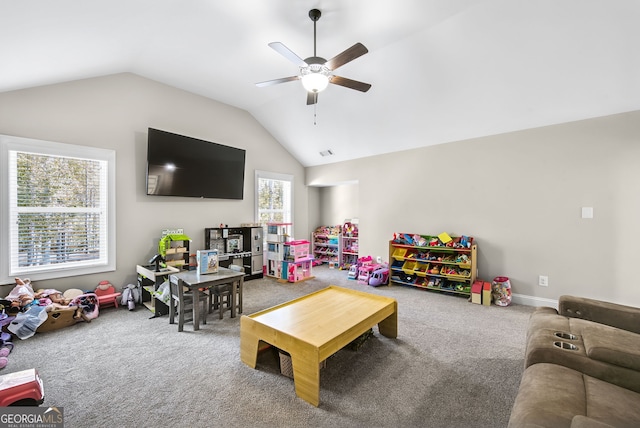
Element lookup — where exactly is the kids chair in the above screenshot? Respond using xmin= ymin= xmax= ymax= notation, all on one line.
xmin=207 ymin=283 xmax=233 ymax=320
xmin=94 ymin=281 xmax=121 ymax=309
xmin=168 ymin=275 xmax=209 ymax=332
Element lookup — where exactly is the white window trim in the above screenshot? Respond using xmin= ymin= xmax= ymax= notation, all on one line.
xmin=0 ymin=134 xmax=116 ymax=284
xmin=254 ymin=170 xmax=293 ymax=224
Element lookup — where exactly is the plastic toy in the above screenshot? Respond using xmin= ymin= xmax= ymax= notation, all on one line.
xmin=413 ymin=234 xmax=427 ymax=247
xmin=455 ymin=235 xmax=472 ymax=249
xmin=456 ymin=254 xmax=470 ymax=264
xmin=368 ymin=267 xmax=389 ymax=286
xmin=0 ymin=368 xmax=44 ymax=406
xmin=357 ymin=264 xmax=377 ymax=285
xmin=342 ymin=222 xmax=358 ymax=237
xmin=492 ymin=276 xmax=512 ymax=306
xmin=356 ymin=255 xmax=373 ymax=267
xmin=94 ymin=281 xmax=121 ymax=308
xmin=347 ymin=265 xmax=358 ymax=280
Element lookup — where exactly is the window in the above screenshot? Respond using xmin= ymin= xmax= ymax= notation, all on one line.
xmin=0 ymin=134 xmax=116 ymax=283
xmin=255 ymin=170 xmax=293 ymax=225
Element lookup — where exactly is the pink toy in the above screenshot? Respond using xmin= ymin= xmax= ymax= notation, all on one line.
xmin=369 ymin=267 xmax=389 ymax=287
xmin=357 ymin=264 xmax=379 ymax=285
xmin=94 ymin=281 xmax=121 ymax=309
xmin=0 ymin=369 xmax=44 ymax=406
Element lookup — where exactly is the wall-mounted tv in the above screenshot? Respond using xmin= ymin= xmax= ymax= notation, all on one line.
xmin=146 ymin=128 xmax=246 ymax=199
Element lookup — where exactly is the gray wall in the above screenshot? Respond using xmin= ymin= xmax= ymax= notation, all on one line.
xmin=2 ymin=72 xmax=639 ymax=308
xmin=307 ymin=111 xmax=640 ymax=307
xmin=314 ymin=183 xmax=359 ymax=229
xmin=0 ymin=73 xmax=309 ymax=291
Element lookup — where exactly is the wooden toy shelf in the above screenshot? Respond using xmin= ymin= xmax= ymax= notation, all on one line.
xmin=388 ymin=234 xmax=477 ymax=297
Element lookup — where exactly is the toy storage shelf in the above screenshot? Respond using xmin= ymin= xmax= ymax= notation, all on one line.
xmin=341 ymin=219 xmax=359 ymax=268
xmin=136 ymin=264 xmax=179 ymax=316
xmin=388 ymin=234 xmax=477 ymax=297
xmin=311 ymin=225 xmax=341 ymax=267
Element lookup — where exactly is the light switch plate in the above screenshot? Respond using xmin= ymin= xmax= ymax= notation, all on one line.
xmin=581 ymin=207 xmax=593 ymax=219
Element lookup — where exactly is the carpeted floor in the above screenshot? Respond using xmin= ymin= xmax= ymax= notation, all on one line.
xmin=5 ymin=266 xmax=535 ymax=427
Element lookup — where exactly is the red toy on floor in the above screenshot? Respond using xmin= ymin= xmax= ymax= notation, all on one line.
xmin=94 ymin=281 xmax=121 ymax=309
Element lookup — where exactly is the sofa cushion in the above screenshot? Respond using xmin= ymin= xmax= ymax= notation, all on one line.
xmin=508 ymin=363 xmax=640 ymax=428
xmin=570 ymin=416 xmax=615 ymax=428
xmin=581 ymin=323 xmax=640 ymax=372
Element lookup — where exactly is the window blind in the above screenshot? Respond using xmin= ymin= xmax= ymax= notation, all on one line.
xmin=9 ymin=150 xmax=109 ymax=276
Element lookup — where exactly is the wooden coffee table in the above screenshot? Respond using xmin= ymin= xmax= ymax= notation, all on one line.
xmin=240 ymin=285 xmax=397 ymax=406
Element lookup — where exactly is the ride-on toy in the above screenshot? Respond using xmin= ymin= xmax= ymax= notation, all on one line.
xmin=0 ymin=368 xmax=44 ymax=406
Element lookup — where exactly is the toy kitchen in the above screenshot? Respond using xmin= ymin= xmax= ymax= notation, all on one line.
xmin=204 ymin=226 xmax=264 ymax=280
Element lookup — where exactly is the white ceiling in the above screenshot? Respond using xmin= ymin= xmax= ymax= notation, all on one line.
xmin=1 ymin=0 xmax=639 ymax=167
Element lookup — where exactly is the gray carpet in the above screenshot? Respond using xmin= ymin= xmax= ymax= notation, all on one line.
xmin=6 ymin=266 xmax=535 ymax=428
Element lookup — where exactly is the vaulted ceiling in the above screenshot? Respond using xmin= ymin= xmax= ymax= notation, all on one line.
xmin=1 ymin=1 xmax=638 ymax=166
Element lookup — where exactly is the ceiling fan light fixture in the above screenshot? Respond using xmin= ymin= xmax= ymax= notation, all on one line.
xmin=301 ymin=64 xmax=331 ymax=93
xmin=257 ymin=8 xmax=370 ymax=104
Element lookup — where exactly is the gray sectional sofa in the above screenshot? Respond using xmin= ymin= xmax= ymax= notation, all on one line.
xmin=508 ymin=295 xmax=640 ymax=428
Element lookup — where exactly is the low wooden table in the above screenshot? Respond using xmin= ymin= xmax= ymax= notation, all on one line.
xmin=240 ymin=285 xmax=397 ymax=406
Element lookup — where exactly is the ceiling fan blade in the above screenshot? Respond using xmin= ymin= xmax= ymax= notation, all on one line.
xmin=325 ymin=42 xmax=368 ymax=70
xmin=255 ymin=76 xmax=300 ymax=87
xmin=268 ymin=42 xmax=308 ymax=67
xmin=330 ymin=75 xmax=371 ymax=92
xmin=306 ymin=91 xmax=318 ymax=105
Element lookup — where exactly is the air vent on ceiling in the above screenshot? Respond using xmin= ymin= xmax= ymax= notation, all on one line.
xmin=319 ymin=149 xmax=334 ymax=157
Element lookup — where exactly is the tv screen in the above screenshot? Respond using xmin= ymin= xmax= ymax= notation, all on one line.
xmin=146 ymin=128 xmax=246 ymax=199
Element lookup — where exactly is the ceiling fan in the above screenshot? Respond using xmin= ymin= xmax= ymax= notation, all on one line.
xmin=256 ymin=8 xmax=371 ymax=105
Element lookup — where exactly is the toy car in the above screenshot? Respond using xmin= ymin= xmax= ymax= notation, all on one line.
xmin=368 ymin=268 xmax=389 ymax=286
xmin=347 ymin=265 xmax=358 ymax=280
xmin=0 ymin=368 xmax=44 ymax=406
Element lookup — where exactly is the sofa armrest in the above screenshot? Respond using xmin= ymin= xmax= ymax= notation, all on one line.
xmin=559 ymin=295 xmax=640 ymax=335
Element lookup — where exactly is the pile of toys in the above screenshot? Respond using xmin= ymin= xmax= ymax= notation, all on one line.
xmin=313 ymin=225 xmax=341 ymax=237
xmin=342 ymin=222 xmax=358 ymax=237
xmin=347 ymin=256 xmax=389 ymax=287
xmin=342 ymin=240 xmax=359 ymax=255
xmin=440 ymin=266 xmax=471 ymax=278
xmin=393 ymin=232 xmax=473 ymax=249
xmin=313 ymin=226 xmax=341 ymax=265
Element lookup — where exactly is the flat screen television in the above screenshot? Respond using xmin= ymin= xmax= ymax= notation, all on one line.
xmin=146 ymin=128 xmax=246 ymax=199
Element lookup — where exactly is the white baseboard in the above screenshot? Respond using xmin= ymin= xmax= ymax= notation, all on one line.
xmin=512 ymin=293 xmax=558 ymax=309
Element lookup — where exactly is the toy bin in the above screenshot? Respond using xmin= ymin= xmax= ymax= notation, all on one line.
xmin=392 ymin=247 xmax=408 ymax=260
xmin=402 ymin=260 xmax=418 ymax=274
xmin=391 ymin=259 xmax=403 ymax=270
xmin=414 ymin=263 xmax=429 ymax=276
xmin=455 ymin=253 xmax=472 ymax=269
xmin=440 ymin=266 xmax=471 ymax=279
xmin=451 ymin=235 xmax=474 ymax=249
xmin=491 ymin=276 xmax=512 ymax=307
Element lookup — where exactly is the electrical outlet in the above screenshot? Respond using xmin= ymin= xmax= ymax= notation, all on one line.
xmin=538 ymin=275 xmax=549 ymax=287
